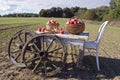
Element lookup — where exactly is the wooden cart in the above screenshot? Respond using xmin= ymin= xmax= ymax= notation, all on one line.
xmin=8 ymin=29 xmax=89 ymax=76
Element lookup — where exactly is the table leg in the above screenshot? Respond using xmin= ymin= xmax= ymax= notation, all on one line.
xmin=76 ymin=45 xmax=84 ymax=68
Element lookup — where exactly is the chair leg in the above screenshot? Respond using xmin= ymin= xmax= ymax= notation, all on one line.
xmin=96 ymin=52 xmax=100 ymax=71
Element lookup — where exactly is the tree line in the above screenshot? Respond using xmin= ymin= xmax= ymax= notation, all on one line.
xmin=0 ymin=0 xmax=120 ymax=21
xmin=1 ymin=13 xmax=38 ymax=17
xmin=39 ymin=0 xmax=120 ymax=21
xmin=39 ymin=6 xmax=109 ymax=21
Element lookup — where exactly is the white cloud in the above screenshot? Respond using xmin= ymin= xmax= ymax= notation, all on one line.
xmin=0 ymin=4 xmax=10 ymax=11
xmin=0 ymin=0 xmax=110 ymax=15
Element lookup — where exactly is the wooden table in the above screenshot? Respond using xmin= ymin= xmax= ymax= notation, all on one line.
xmin=36 ymin=31 xmax=89 ymax=68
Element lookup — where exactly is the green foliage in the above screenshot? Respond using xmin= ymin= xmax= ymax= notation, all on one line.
xmin=49 ymin=7 xmax=63 ymax=17
xmin=112 ymin=6 xmax=120 ymax=20
xmin=104 ymin=0 xmax=120 ymax=21
xmin=63 ymin=7 xmax=74 ymax=18
xmin=76 ymin=8 xmax=87 ymax=18
xmin=39 ymin=9 xmax=47 ymax=17
xmin=2 ymin=13 xmax=38 ymax=17
xmin=110 ymin=0 xmax=117 ymax=9
xmin=83 ymin=9 xmax=98 ymax=20
xmin=71 ymin=6 xmax=80 ymax=15
xmin=95 ymin=6 xmax=109 ymax=21
xmin=114 ymin=0 xmax=120 ymax=7
xmin=109 ymin=0 xmax=120 ymax=9
xmin=39 ymin=7 xmax=73 ymax=18
xmin=39 ymin=7 xmax=63 ymax=17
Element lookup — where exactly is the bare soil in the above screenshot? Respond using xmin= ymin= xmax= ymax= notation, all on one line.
xmin=0 ymin=45 xmax=120 ymax=80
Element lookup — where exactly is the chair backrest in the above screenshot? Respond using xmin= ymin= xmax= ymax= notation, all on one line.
xmin=95 ymin=21 xmax=109 ymax=44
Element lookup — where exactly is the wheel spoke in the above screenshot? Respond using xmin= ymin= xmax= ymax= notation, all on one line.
xmin=26 ymin=57 xmax=40 ymax=63
xmin=25 ymin=50 xmax=38 ymax=54
xmin=48 ymin=47 xmax=62 ymax=53
xmin=46 ymin=39 xmax=55 ymax=51
xmin=43 ymin=61 xmax=47 ymax=75
xmin=11 ymin=49 xmax=20 ymax=53
xmin=14 ymin=52 xmax=21 ymax=60
xmin=18 ymin=35 xmax=24 ymax=43
xmin=13 ymin=42 xmax=20 ymax=47
xmin=41 ymin=36 xmax=44 ymax=51
xmin=33 ymin=43 xmax=41 ymax=52
xmin=48 ymin=55 xmax=62 ymax=59
xmin=24 ymin=33 xmax=27 ymax=43
xmin=47 ymin=60 xmax=58 ymax=69
xmin=32 ymin=58 xmax=42 ymax=72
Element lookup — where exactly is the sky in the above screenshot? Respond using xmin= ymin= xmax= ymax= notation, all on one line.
xmin=0 ymin=0 xmax=110 ymax=15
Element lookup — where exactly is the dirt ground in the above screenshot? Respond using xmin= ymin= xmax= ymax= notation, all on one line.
xmin=0 ymin=45 xmax=120 ymax=80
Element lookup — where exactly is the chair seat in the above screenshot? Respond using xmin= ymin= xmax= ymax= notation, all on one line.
xmin=84 ymin=41 xmax=97 ymax=49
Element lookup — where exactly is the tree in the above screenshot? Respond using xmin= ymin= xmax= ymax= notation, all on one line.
xmin=39 ymin=9 xmax=47 ymax=17
xmin=56 ymin=7 xmax=63 ymax=17
xmin=71 ymin=6 xmax=79 ymax=14
xmin=76 ymin=8 xmax=87 ymax=18
xmin=110 ymin=0 xmax=120 ymax=9
xmin=114 ymin=0 xmax=120 ymax=7
xmin=106 ymin=0 xmax=120 ymax=20
xmin=49 ymin=7 xmax=62 ymax=17
xmin=63 ymin=7 xmax=74 ymax=18
xmin=50 ymin=7 xmax=56 ymax=17
xmin=112 ymin=7 xmax=120 ymax=20
xmin=110 ymin=0 xmax=116 ymax=9
xmin=95 ymin=6 xmax=109 ymax=21
xmin=83 ymin=9 xmax=98 ymax=20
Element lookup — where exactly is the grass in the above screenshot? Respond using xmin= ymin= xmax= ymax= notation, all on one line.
xmin=85 ymin=22 xmax=120 ymax=55
xmin=0 ymin=17 xmax=120 ymax=79
xmin=0 ymin=17 xmax=67 ymax=26
xmin=0 ymin=17 xmax=120 ymax=56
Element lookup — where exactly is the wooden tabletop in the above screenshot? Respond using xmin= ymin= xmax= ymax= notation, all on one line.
xmin=35 ymin=31 xmax=89 ymax=41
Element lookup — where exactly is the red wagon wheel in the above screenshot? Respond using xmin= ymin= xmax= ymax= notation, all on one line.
xmin=8 ymin=29 xmax=35 ymax=67
xmin=22 ymin=34 xmax=66 ymax=76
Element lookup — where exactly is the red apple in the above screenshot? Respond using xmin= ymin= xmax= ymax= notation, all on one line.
xmin=59 ymin=30 xmax=64 ymax=34
xmin=74 ymin=21 xmax=77 ymax=24
xmin=41 ymin=28 xmax=45 ymax=32
xmin=66 ymin=18 xmax=82 ymax=25
xmin=70 ymin=21 xmax=74 ymax=24
xmin=71 ymin=19 xmax=74 ymax=22
xmin=77 ymin=21 xmax=81 ymax=24
xmin=38 ymin=28 xmax=42 ymax=32
xmin=74 ymin=18 xmax=77 ymax=20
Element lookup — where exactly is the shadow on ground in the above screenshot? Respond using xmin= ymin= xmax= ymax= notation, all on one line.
xmin=1 ymin=52 xmax=120 ymax=80
xmin=48 ymin=55 xmax=120 ymax=80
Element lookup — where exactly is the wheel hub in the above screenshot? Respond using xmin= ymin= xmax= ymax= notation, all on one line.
xmin=19 ymin=44 xmax=23 ymax=50
xmin=39 ymin=51 xmax=48 ymax=60
xmin=39 ymin=51 xmax=45 ymax=57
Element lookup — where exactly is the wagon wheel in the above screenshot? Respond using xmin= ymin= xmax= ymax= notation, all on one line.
xmin=8 ymin=29 xmax=35 ymax=67
xmin=22 ymin=34 xmax=66 ymax=76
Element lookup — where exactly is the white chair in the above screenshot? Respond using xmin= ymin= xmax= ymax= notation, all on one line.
xmin=84 ymin=21 xmax=109 ymax=71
